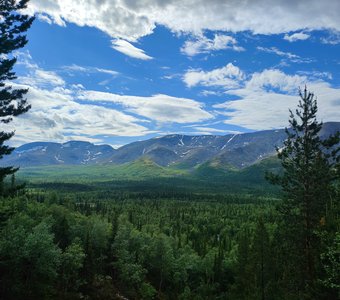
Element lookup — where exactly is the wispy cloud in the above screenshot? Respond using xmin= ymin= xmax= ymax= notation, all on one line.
xmin=8 ymin=54 xmax=154 ymax=145
xmin=257 ymin=46 xmax=313 ymax=64
xmin=7 ymin=83 xmax=152 ymax=145
xmin=111 ymin=39 xmax=153 ymax=60
xmin=320 ymin=31 xmax=340 ymax=45
xmin=181 ymin=34 xmax=244 ymax=56
xmin=78 ymin=91 xmax=213 ymax=124
xmin=191 ymin=126 xmax=227 ymax=134
xmin=284 ymin=32 xmax=310 ymax=42
xmin=63 ymin=64 xmax=119 ymax=76
xmin=200 ymin=90 xmax=224 ymax=97
xmin=297 ymin=71 xmax=333 ymax=80
xmin=19 ymin=67 xmax=65 ymax=88
xmin=257 ymin=46 xmax=299 ymax=59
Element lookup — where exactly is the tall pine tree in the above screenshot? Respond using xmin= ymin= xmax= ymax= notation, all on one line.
xmin=0 ymin=0 xmax=34 ymax=194
xmin=267 ymin=87 xmax=340 ymax=299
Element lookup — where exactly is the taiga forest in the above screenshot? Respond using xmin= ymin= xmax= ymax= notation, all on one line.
xmin=0 ymin=1 xmax=339 ymax=299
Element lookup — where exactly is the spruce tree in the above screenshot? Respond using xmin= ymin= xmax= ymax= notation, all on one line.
xmin=267 ymin=87 xmax=340 ymax=299
xmin=0 ymin=0 xmax=34 ymax=194
xmin=251 ymin=218 xmax=273 ymax=300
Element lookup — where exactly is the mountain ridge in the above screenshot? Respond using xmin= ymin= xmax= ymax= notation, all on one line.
xmin=2 ymin=122 xmax=340 ymax=170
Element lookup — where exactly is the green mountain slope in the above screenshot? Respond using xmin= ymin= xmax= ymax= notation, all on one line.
xmin=16 ymin=155 xmax=281 ymax=196
xmin=17 ymin=158 xmax=186 ymax=183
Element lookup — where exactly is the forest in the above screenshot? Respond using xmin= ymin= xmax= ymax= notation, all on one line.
xmin=0 ymin=90 xmax=339 ymax=299
xmin=0 ymin=158 xmax=339 ymax=300
xmin=1 ymin=1 xmax=340 ymax=300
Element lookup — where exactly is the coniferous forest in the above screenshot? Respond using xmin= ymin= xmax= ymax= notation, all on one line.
xmin=1 ymin=1 xmax=340 ymax=300
xmin=1 ymin=90 xmax=339 ymax=300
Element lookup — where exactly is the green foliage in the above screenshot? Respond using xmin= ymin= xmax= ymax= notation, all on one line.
xmin=320 ymin=232 xmax=340 ymax=297
xmin=113 ymin=215 xmax=149 ymax=296
xmin=0 ymin=120 xmax=338 ymax=300
xmin=58 ymin=240 xmax=85 ymax=297
xmin=0 ymin=0 xmax=34 ymax=194
xmin=267 ymin=88 xmax=340 ymax=299
xmin=0 ymin=216 xmax=61 ymax=299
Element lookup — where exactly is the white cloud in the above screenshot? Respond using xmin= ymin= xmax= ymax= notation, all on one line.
xmin=26 ymin=0 xmax=340 ymax=41
xmin=95 ymin=68 xmax=119 ymax=76
xmin=6 ymin=84 xmax=151 ymax=145
xmin=78 ymin=91 xmax=213 ymax=123
xmin=213 ymin=70 xmax=340 ymax=130
xmin=200 ymin=90 xmax=223 ymax=97
xmin=15 ymin=52 xmax=66 ymax=87
xmin=183 ymin=63 xmax=245 ymax=89
xmin=320 ymin=31 xmax=340 ymax=45
xmin=297 ymin=71 xmax=333 ymax=80
xmin=284 ymin=32 xmax=310 ymax=42
xmin=8 ymin=53 xmax=217 ymax=145
xmin=26 ymin=0 xmax=155 ymax=41
xmin=111 ymin=39 xmax=153 ymax=60
xmin=181 ymin=34 xmax=244 ymax=56
xmin=257 ymin=46 xmax=299 ymax=59
xmin=191 ymin=126 xmax=227 ymax=134
xmin=37 ymin=14 xmax=53 ymax=24
xmin=257 ymin=46 xmax=314 ymax=64
xmin=244 ymin=69 xmax=306 ymax=93
xmin=19 ymin=68 xmax=65 ymax=88
xmin=6 ymin=56 xmax=154 ymax=145
xmin=63 ymin=64 xmax=119 ymax=76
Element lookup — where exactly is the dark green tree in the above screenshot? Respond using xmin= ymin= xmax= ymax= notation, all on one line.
xmin=251 ymin=218 xmax=275 ymax=300
xmin=58 ymin=240 xmax=85 ymax=297
xmin=0 ymin=0 xmax=34 ymax=194
xmin=267 ymin=87 xmax=340 ymax=299
xmin=0 ymin=218 xmax=61 ymax=300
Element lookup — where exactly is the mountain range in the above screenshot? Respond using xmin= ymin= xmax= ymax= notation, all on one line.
xmin=2 ymin=122 xmax=340 ymax=171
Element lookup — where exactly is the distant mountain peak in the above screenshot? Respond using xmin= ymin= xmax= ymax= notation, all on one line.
xmin=1 ymin=141 xmax=116 ymax=167
xmin=2 ymin=122 xmax=339 ymax=169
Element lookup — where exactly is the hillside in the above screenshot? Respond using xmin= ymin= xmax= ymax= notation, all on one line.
xmin=4 ymin=122 xmax=340 ymax=170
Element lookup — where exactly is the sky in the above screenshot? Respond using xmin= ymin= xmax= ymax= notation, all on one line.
xmin=6 ymin=0 xmax=340 ymax=148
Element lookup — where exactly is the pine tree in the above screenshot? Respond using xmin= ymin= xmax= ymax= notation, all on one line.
xmin=0 ymin=0 xmax=34 ymax=194
xmin=251 ymin=218 xmax=272 ymax=300
xmin=267 ymin=87 xmax=340 ymax=299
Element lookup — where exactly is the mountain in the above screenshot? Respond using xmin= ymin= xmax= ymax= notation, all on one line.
xmin=106 ymin=129 xmax=287 ymax=169
xmin=1 ymin=141 xmax=116 ymax=167
xmin=2 ymin=122 xmax=340 ymax=169
xmin=104 ymin=122 xmax=340 ymax=169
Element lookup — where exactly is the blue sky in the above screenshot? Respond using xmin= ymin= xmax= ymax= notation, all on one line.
xmin=8 ymin=0 xmax=340 ymax=147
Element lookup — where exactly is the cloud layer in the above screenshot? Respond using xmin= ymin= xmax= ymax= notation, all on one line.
xmin=213 ymin=69 xmax=340 ymax=130
xmin=8 ymin=57 xmax=340 ymax=144
xmin=8 ymin=54 xmax=214 ymax=145
xmin=27 ymin=0 xmax=340 ymax=42
xmin=78 ymin=91 xmax=213 ymax=123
